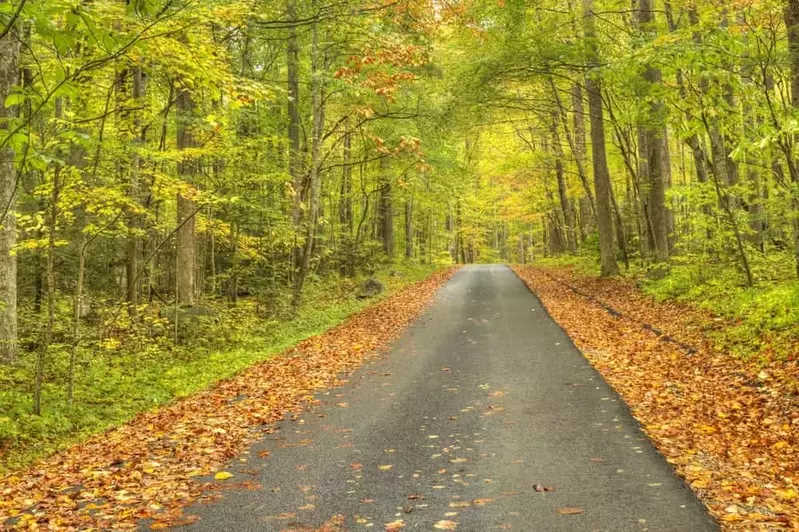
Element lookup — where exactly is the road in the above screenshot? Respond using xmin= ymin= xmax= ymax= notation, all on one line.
xmin=182 ymin=265 xmax=717 ymax=531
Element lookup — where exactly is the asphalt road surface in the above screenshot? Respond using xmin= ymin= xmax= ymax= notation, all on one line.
xmin=182 ymin=265 xmax=717 ymax=531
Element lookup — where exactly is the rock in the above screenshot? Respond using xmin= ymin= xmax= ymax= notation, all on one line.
xmin=645 ymin=263 xmax=671 ymax=280
xmin=78 ymin=299 xmax=93 ymax=319
xmin=356 ymin=278 xmax=385 ymax=299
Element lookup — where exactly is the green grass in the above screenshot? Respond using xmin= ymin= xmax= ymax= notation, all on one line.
xmin=638 ymin=257 xmax=799 ymax=361
xmin=0 ymin=263 xmax=441 ymax=475
xmin=527 ymin=251 xmax=799 ymax=362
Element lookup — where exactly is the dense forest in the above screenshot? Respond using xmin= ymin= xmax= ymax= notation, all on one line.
xmin=3 ymin=0 xmax=799 ymax=472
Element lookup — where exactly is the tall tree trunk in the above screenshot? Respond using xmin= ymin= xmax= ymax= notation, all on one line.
xmin=287 ymin=0 xmax=303 ymax=276
xmin=126 ymin=67 xmax=145 ymax=311
xmin=292 ymin=8 xmax=324 ymax=307
xmin=583 ymin=0 xmax=620 ymax=276
xmin=784 ymin=0 xmax=799 ymax=277
xmin=638 ymin=0 xmax=671 ymax=263
xmin=176 ymin=88 xmax=196 ymax=306
xmin=0 ymin=9 xmax=19 ymax=363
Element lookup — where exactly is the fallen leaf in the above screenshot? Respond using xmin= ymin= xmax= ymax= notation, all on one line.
xmin=385 ymin=518 xmax=406 ymax=530
xmin=557 ymin=507 xmax=584 ymax=515
xmin=214 ymin=471 xmax=234 ymax=480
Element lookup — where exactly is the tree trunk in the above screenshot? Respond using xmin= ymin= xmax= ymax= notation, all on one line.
xmin=638 ymin=0 xmax=671 ymax=263
xmin=784 ymin=0 xmax=799 ymax=277
xmin=339 ymin=124 xmax=353 ymax=275
xmin=550 ymin=111 xmax=577 ymax=252
xmin=176 ymin=88 xmax=196 ymax=306
xmin=583 ymin=0 xmax=619 ymax=276
xmin=287 ymin=0 xmax=303 ymax=271
xmin=126 ymin=66 xmax=145 ymax=311
xmin=34 ymin=103 xmax=62 ymax=414
xmin=404 ymin=194 xmax=413 ymax=259
xmin=0 ymin=10 xmax=19 ymax=363
xmin=378 ymin=158 xmax=394 ymax=259
xmin=292 ymin=7 xmax=324 ymax=307
xmin=68 ymin=224 xmax=86 ymax=405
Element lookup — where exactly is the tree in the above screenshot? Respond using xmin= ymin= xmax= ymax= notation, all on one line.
xmin=0 ymin=0 xmax=19 ymax=363
xmin=583 ymin=0 xmax=619 ymax=276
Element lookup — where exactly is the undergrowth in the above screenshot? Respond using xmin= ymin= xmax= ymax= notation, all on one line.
xmin=530 ymin=251 xmax=799 ymax=363
xmin=0 ymin=263 xmax=440 ymax=474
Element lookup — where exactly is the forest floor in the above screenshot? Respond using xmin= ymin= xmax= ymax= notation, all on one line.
xmin=513 ymin=265 xmax=799 ymax=530
xmin=0 ymin=264 xmax=442 ymax=475
xmin=0 ymin=267 xmax=457 ymax=529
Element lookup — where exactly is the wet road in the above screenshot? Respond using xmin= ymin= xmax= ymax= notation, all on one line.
xmin=182 ymin=265 xmax=717 ymax=531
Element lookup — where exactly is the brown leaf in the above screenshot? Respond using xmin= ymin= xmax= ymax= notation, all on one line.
xmin=556 ymin=507 xmax=584 ymax=515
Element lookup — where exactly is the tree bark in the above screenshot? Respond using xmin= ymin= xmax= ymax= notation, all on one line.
xmin=378 ymin=158 xmax=394 ymax=259
xmin=583 ymin=0 xmax=619 ymax=276
xmin=292 ymin=7 xmax=324 ymax=307
xmin=34 ymin=97 xmax=63 ymax=414
xmin=404 ymin=193 xmax=413 ymax=259
xmin=0 ymin=8 xmax=19 ymax=363
xmin=176 ymin=87 xmax=196 ymax=306
xmin=638 ymin=0 xmax=671 ymax=263
xmin=550 ymin=111 xmax=577 ymax=252
xmin=784 ymin=0 xmax=799 ymax=277
xmin=287 ymin=0 xmax=302 ymax=244
xmin=126 ymin=66 xmax=145 ymax=311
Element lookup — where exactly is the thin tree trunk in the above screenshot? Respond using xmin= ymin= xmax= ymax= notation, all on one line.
xmin=405 ymin=193 xmax=414 ymax=259
xmin=34 ymin=102 xmax=63 ymax=414
xmin=176 ymin=88 xmax=196 ymax=306
xmin=550 ymin=111 xmax=576 ymax=252
xmin=378 ymin=158 xmax=394 ymax=259
xmin=126 ymin=66 xmax=145 ymax=311
xmin=68 ymin=226 xmax=86 ymax=405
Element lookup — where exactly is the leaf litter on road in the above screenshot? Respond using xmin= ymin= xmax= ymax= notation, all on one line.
xmin=514 ymin=265 xmax=799 ymax=530
xmin=0 ymin=268 xmax=457 ymax=530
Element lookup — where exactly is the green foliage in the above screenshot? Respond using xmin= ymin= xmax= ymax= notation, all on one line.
xmin=0 ymin=263 xmax=438 ymax=474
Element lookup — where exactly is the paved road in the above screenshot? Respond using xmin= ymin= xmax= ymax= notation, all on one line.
xmin=183 ymin=265 xmax=717 ymax=531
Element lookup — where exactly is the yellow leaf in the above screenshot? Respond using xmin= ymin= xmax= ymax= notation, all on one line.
xmin=385 ymin=519 xmax=406 ymax=530
xmin=214 ymin=471 xmax=234 ymax=480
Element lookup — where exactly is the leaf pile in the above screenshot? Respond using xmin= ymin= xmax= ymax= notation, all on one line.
xmin=513 ymin=266 xmax=799 ymax=530
xmin=0 ymin=268 xmax=456 ymax=530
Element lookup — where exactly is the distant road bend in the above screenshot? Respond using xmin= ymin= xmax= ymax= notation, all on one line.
xmin=182 ymin=265 xmax=717 ymax=531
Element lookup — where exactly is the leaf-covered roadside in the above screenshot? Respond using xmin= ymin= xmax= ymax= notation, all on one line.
xmin=0 ymin=267 xmax=457 ymax=530
xmin=513 ymin=266 xmax=799 ymax=531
